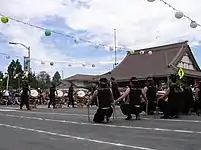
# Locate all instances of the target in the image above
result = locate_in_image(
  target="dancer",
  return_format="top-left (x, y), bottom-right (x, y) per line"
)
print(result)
top-left (115, 77), bottom-right (146, 120)
top-left (87, 78), bottom-right (114, 123)
top-left (143, 77), bottom-right (157, 115)
top-left (68, 83), bottom-right (75, 108)
top-left (158, 74), bottom-right (183, 119)
top-left (20, 82), bottom-right (30, 110)
top-left (48, 83), bottom-right (57, 108)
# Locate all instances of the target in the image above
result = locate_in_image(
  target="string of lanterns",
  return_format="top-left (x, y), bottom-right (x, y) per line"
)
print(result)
top-left (0, 13), bottom-right (130, 52)
top-left (0, 52), bottom-right (99, 68)
top-left (147, 0), bottom-right (201, 28)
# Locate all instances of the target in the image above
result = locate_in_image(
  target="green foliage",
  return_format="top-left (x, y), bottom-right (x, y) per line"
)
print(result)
top-left (1, 60), bottom-right (53, 90)
top-left (52, 71), bottom-right (61, 86)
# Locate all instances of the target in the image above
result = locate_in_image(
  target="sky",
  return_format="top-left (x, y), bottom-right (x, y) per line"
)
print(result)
top-left (0, 0), bottom-right (201, 78)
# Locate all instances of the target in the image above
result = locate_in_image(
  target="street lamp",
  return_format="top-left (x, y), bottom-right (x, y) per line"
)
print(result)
top-left (9, 42), bottom-right (31, 72)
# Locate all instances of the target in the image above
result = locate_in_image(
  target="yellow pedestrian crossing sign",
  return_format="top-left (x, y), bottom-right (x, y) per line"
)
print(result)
top-left (177, 67), bottom-right (184, 79)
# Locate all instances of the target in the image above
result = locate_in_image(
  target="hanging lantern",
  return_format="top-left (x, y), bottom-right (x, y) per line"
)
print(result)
top-left (50, 62), bottom-right (54, 66)
top-left (140, 51), bottom-right (145, 54)
top-left (148, 51), bottom-right (153, 55)
top-left (74, 39), bottom-right (79, 44)
top-left (68, 64), bottom-right (72, 67)
top-left (109, 46), bottom-right (113, 51)
top-left (45, 30), bottom-right (51, 36)
top-left (190, 21), bottom-right (197, 28)
top-left (41, 61), bottom-right (45, 65)
top-left (129, 50), bottom-right (135, 55)
top-left (6, 56), bottom-right (10, 59)
top-left (1, 16), bottom-right (9, 24)
top-left (92, 64), bottom-right (95, 68)
top-left (147, 0), bottom-right (155, 2)
top-left (82, 64), bottom-right (86, 67)
top-left (175, 11), bottom-right (183, 19)
top-left (95, 45), bottom-right (99, 49)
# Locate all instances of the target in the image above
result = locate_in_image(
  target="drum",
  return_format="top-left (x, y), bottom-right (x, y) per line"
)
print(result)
top-left (56, 90), bottom-right (63, 97)
top-left (76, 90), bottom-right (87, 107)
top-left (29, 89), bottom-right (38, 108)
top-left (55, 90), bottom-right (63, 108)
top-left (30, 89), bottom-right (39, 98)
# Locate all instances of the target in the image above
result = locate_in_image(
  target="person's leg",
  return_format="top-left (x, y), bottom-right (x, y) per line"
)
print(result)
top-left (120, 104), bottom-right (132, 120)
top-left (48, 97), bottom-right (52, 108)
top-left (20, 96), bottom-right (24, 109)
top-left (93, 108), bottom-right (104, 123)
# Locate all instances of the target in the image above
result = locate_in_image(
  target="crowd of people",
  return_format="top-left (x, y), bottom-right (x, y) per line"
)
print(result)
top-left (0, 74), bottom-right (201, 124)
top-left (88, 75), bottom-right (201, 123)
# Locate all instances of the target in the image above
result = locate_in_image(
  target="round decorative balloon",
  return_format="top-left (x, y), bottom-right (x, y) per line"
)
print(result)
top-left (45, 30), bottom-right (51, 36)
top-left (1, 16), bottom-right (9, 24)
top-left (50, 62), bottom-right (54, 66)
top-left (148, 51), bottom-right (153, 55)
top-left (129, 50), bottom-right (135, 55)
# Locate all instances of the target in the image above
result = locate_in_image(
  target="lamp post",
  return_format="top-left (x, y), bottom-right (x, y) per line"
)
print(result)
top-left (113, 29), bottom-right (117, 68)
top-left (9, 42), bottom-right (31, 72)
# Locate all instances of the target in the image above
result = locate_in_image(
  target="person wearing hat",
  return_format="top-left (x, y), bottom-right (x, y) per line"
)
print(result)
top-left (87, 78), bottom-right (114, 123)
top-left (48, 82), bottom-right (57, 108)
top-left (115, 77), bottom-right (146, 120)
top-left (68, 83), bottom-right (76, 108)
top-left (20, 82), bottom-right (31, 110)
top-left (158, 74), bottom-right (183, 119)
top-left (142, 77), bottom-right (157, 115)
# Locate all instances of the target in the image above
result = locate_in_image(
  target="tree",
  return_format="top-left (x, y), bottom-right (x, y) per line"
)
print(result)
top-left (7, 59), bottom-right (24, 89)
top-left (36, 71), bottom-right (51, 89)
top-left (52, 71), bottom-right (61, 86)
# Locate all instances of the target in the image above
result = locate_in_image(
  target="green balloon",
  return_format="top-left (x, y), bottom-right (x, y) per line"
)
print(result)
top-left (45, 30), bottom-right (51, 36)
top-left (1, 16), bottom-right (8, 24)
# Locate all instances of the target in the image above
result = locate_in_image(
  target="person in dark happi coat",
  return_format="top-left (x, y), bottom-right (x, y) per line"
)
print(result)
top-left (115, 77), bottom-right (146, 120)
top-left (143, 77), bottom-right (157, 115)
top-left (68, 83), bottom-right (75, 108)
top-left (20, 81), bottom-right (31, 110)
top-left (87, 78), bottom-right (114, 123)
top-left (48, 83), bottom-right (57, 108)
top-left (158, 74), bottom-right (183, 119)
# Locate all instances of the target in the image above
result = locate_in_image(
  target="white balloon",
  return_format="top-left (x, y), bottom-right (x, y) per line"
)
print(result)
top-left (140, 51), bottom-right (145, 54)
top-left (175, 11), bottom-right (183, 19)
top-left (190, 21), bottom-right (197, 28)
top-left (148, 51), bottom-right (153, 55)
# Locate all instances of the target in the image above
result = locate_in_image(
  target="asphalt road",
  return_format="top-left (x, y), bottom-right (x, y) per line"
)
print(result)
top-left (0, 105), bottom-right (201, 150)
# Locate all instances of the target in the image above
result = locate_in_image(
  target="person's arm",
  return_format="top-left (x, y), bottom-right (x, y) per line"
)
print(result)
top-left (142, 87), bottom-right (148, 101)
top-left (87, 90), bottom-right (98, 106)
top-left (115, 87), bottom-right (130, 103)
top-left (55, 89), bottom-right (58, 95)
top-left (158, 87), bottom-right (170, 100)
top-left (110, 88), bottom-right (114, 103)
top-left (194, 88), bottom-right (199, 101)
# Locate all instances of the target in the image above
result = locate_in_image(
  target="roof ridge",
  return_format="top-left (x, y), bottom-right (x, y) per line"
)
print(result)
top-left (135, 41), bottom-right (188, 52)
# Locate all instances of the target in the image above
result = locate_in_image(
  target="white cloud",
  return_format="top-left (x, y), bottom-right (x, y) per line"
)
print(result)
top-left (1, 0), bottom-right (201, 77)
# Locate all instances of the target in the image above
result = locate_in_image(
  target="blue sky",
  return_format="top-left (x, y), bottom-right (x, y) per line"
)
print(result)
top-left (0, 0), bottom-right (201, 78)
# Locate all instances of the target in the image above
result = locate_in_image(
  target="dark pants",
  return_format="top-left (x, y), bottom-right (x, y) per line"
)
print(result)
top-left (120, 103), bottom-right (143, 116)
top-left (194, 100), bottom-right (201, 112)
top-left (158, 99), bottom-right (180, 117)
top-left (48, 96), bottom-right (56, 107)
top-left (20, 94), bottom-right (29, 109)
top-left (93, 107), bottom-right (113, 123)
top-left (148, 100), bottom-right (157, 114)
top-left (68, 97), bottom-right (75, 107)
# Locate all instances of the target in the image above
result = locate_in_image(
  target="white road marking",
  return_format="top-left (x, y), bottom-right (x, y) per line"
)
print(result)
top-left (0, 109), bottom-right (17, 112)
top-left (1, 113), bottom-right (201, 135)
top-left (0, 123), bottom-right (156, 150)
top-left (8, 110), bottom-right (201, 124)
top-left (1, 106), bottom-right (201, 123)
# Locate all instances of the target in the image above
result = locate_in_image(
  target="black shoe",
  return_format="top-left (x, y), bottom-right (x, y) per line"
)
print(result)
top-left (27, 108), bottom-right (31, 110)
top-left (125, 115), bottom-right (132, 120)
top-left (48, 105), bottom-right (50, 108)
top-left (136, 114), bottom-right (140, 120)
top-left (20, 107), bottom-right (22, 110)
top-left (160, 116), bottom-right (170, 119)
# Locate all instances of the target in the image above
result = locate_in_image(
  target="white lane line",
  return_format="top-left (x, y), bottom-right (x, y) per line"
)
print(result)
top-left (0, 109), bottom-right (17, 112)
top-left (5, 110), bottom-right (201, 124)
top-left (0, 123), bottom-right (156, 150)
top-left (1, 114), bottom-right (201, 135)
